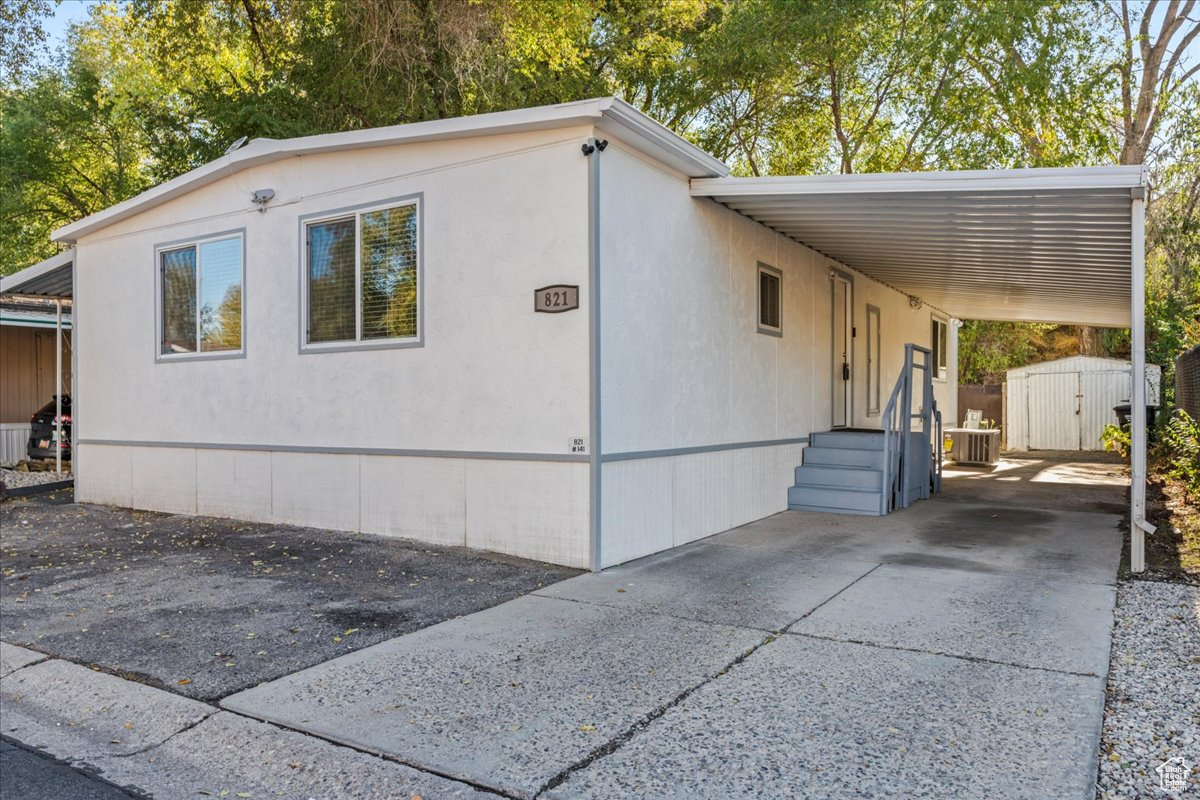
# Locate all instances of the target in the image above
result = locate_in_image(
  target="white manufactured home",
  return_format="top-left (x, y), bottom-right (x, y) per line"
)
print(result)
top-left (31, 97), bottom-right (1155, 570)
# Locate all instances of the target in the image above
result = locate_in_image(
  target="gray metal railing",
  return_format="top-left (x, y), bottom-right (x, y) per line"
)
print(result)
top-left (880, 343), bottom-right (943, 514)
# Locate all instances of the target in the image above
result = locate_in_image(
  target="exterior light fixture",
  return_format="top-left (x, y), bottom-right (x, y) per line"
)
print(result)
top-left (251, 188), bottom-right (276, 213)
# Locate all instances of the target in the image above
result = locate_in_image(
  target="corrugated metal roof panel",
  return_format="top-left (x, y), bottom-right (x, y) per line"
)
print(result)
top-left (692, 166), bottom-right (1144, 326)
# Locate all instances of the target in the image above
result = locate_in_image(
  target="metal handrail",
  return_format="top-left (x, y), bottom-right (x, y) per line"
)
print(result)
top-left (880, 343), bottom-right (942, 514)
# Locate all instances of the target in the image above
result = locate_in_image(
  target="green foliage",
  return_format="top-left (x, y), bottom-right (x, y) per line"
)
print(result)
top-left (1156, 411), bottom-right (1200, 501)
top-left (1100, 422), bottom-right (1131, 459)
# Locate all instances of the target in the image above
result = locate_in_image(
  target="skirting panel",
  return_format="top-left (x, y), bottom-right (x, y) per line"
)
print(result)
top-left (74, 443), bottom-right (590, 568)
top-left (600, 443), bottom-right (806, 567)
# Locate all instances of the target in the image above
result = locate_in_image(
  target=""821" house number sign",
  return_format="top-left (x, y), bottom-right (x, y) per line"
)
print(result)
top-left (534, 285), bottom-right (579, 313)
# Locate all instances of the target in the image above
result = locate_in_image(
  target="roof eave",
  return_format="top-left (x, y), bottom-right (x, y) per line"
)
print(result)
top-left (52, 97), bottom-right (729, 243)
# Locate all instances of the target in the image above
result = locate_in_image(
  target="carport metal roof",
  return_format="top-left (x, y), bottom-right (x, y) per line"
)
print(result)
top-left (690, 166), bottom-right (1145, 327)
top-left (1, 249), bottom-right (74, 300)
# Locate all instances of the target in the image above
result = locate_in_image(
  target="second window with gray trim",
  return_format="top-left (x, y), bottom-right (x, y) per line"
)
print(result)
top-left (758, 263), bottom-right (782, 335)
top-left (305, 199), bottom-right (420, 346)
top-left (160, 234), bottom-right (243, 357)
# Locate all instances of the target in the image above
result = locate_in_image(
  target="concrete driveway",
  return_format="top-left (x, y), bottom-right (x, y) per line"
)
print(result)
top-left (223, 452), bottom-right (1124, 799)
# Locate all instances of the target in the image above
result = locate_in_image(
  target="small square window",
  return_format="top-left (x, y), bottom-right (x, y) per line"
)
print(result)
top-left (758, 264), bottom-right (782, 336)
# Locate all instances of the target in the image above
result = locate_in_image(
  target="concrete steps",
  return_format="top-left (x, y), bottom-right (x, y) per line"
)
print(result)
top-left (789, 430), bottom-right (886, 516)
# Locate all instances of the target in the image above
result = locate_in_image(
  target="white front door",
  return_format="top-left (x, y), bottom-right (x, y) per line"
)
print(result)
top-left (832, 274), bottom-right (852, 427)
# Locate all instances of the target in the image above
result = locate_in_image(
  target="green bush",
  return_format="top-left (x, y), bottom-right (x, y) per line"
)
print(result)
top-left (1100, 423), bottom-right (1131, 459)
top-left (1156, 410), bottom-right (1200, 500)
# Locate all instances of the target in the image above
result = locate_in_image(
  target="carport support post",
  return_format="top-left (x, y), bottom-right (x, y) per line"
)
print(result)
top-left (55, 298), bottom-right (62, 474)
top-left (1130, 187), bottom-right (1152, 573)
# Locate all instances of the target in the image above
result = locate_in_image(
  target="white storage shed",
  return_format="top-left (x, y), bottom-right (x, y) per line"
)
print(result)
top-left (1005, 356), bottom-right (1161, 451)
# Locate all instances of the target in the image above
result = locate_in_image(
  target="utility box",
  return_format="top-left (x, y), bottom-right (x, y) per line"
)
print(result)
top-left (946, 428), bottom-right (1001, 466)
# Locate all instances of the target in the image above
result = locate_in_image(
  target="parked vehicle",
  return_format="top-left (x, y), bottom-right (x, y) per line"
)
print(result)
top-left (27, 395), bottom-right (71, 461)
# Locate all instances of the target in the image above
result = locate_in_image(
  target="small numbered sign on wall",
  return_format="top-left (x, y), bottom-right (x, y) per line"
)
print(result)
top-left (534, 285), bottom-right (580, 313)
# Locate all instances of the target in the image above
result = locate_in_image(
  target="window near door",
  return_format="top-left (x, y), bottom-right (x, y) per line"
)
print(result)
top-left (158, 232), bottom-right (244, 359)
top-left (931, 316), bottom-right (948, 380)
top-left (757, 263), bottom-right (782, 336)
top-left (304, 197), bottom-right (421, 350)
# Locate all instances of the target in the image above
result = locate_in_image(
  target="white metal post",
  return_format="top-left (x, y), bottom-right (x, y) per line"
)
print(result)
top-left (55, 298), bottom-right (62, 474)
top-left (1129, 188), bottom-right (1153, 573)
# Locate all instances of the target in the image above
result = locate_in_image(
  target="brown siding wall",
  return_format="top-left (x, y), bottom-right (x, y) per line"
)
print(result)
top-left (0, 326), bottom-right (72, 423)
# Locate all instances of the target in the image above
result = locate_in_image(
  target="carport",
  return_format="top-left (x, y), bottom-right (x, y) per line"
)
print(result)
top-left (1, 250), bottom-right (75, 472)
top-left (690, 165), bottom-right (1152, 570)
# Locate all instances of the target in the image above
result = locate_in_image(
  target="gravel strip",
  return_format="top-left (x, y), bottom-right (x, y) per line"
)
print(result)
top-left (1096, 579), bottom-right (1199, 798)
top-left (1, 468), bottom-right (72, 490)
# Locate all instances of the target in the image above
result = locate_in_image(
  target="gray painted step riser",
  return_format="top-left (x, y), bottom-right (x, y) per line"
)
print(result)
top-left (810, 432), bottom-right (885, 451)
top-left (802, 448), bottom-right (885, 468)
top-left (787, 485), bottom-right (882, 513)
top-left (793, 465), bottom-right (883, 490)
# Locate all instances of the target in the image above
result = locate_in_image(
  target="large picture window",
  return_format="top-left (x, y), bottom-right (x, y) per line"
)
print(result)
top-left (304, 198), bottom-right (420, 349)
top-left (158, 233), bottom-right (243, 358)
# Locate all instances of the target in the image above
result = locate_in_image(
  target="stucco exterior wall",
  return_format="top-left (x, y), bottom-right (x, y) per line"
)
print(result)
top-left (596, 140), bottom-right (956, 565)
top-left (72, 127), bottom-right (594, 567)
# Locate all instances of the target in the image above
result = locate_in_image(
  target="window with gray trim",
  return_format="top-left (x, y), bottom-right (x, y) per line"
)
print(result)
top-left (305, 199), bottom-right (420, 346)
top-left (758, 264), bottom-right (782, 335)
top-left (159, 234), bottom-right (243, 357)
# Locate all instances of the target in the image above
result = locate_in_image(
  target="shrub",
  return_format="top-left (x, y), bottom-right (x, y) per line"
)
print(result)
top-left (1101, 422), bottom-right (1131, 459)
top-left (1156, 410), bottom-right (1200, 501)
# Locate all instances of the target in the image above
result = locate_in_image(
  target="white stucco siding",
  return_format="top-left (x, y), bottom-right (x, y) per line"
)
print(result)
top-left (71, 127), bottom-right (594, 567)
top-left (599, 142), bottom-right (826, 454)
top-left (849, 279), bottom-right (958, 430)
top-left (73, 127), bottom-right (592, 454)
top-left (596, 140), bottom-right (958, 565)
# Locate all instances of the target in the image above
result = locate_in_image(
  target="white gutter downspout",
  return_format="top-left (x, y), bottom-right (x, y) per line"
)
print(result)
top-left (55, 299), bottom-right (62, 474)
top-left (587, 136), bottom-right (605, 572)
top-left (1130, 185), bottom-right (1154, 572)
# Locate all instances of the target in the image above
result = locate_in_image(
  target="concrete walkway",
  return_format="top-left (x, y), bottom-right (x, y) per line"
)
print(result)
top-left (220, 453), bottom-right (1124, 799)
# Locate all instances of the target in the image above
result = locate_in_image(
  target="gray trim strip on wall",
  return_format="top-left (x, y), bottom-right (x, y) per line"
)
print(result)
top-left (76, 439), bottom-right (590, 463)
top-left (601, 436), bottom-right (810, 463)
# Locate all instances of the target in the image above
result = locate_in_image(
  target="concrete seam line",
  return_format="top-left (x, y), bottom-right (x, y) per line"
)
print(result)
top-left (533, 565), bottom-right (888, 796)
top-left (0, 645), bottom-right (51, 675)
top-left (532, 629), bottom-right (779, 798)
top-left (782, 561), bottom-right (884, 632)
top-left (107, 706), bottom-right (219, 758)
top-left (215, 708), bottom-right (518, 799)
top-left (785, 631), bottom-right (1105, 679)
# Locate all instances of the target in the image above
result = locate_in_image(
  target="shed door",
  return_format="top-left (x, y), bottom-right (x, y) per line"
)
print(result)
top-left (1027, 372), bottom-right (1081, 450)
top-left (1080, 369), bottom-right (1128, 450)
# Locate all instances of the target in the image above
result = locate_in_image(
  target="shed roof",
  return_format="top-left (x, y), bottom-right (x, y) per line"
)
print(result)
top-left (0, 306), bottom-right (72, 329)
top-left (52, 97), bottom-right (729, 243)
top-left (0, 249), bottom-right (74, 299)
top-left (1006, 355), bottom-right (1159, 377)
top-left (692, 166), bottom-right (1145, 327)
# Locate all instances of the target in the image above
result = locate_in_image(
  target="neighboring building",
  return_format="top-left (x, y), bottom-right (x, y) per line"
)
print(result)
top-left (44, 97), bottom-right (1151, 570)
top-left (1005, 356), bottom-right (1161, 451)
top-left (0, 301), bottom-right (71, 465)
